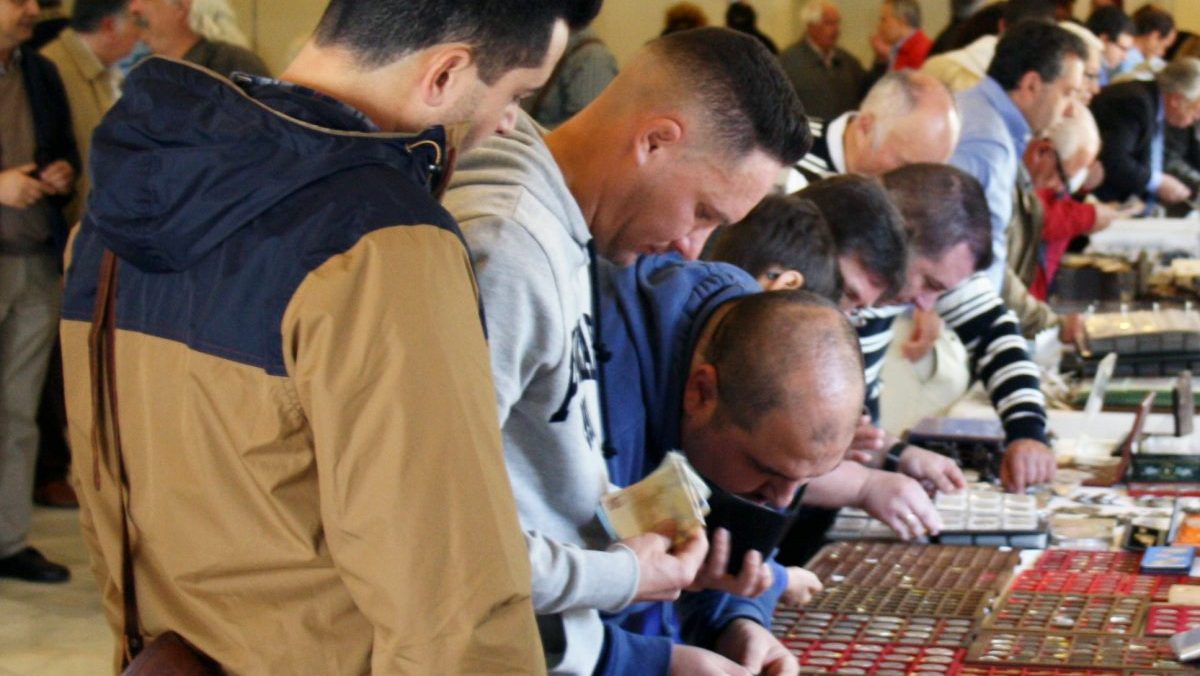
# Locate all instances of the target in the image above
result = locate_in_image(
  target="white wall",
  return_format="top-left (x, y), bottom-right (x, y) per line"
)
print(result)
top-left (79, 0), bottom-right (1200, 77)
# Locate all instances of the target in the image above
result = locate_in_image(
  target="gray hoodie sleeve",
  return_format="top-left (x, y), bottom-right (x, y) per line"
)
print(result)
top-left (460, 209), bottom-right (639, 615)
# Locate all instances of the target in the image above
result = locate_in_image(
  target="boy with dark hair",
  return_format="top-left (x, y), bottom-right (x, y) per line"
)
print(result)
top-left (705, 195), bottom-right (841, 301)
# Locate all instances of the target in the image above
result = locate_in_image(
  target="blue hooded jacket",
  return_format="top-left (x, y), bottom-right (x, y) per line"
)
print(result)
top-left (596, 254), bottom-right (789, 650)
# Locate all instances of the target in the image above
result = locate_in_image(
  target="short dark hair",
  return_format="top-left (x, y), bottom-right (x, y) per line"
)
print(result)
top-left (71, 0), bottom-right (129, 33)
top-left (1086, 6), bottom-right (1133, 41)
top-left (704, 290), bottom-right (864, 432)
top-left (988, 20), bottom-right (1089, 90)
top-left (881, 163), bottom-right (993, 272)
top-left (705, 195), bottom-right (841, 302)
top-left (314, 0), bottom-right (603, 83)
top-left (1131, 4), bottom-right (1174, 38)
top-left (796, 175), bottom-right (908, 300)
top-left (1002, 0), bottom-right (1057, 27)
top-left (650, 27), bottom-right (811, 165)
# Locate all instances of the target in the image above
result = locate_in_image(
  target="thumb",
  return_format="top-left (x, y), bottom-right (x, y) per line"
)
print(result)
top-left (12, 163), bottom-right (37, 175)
top-left (741, 637), bottom-right (768, 674)
top-left (674, 530), bottom-right (709, 570)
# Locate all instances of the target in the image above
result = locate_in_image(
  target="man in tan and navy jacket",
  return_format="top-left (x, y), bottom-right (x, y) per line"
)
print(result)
top-left (60, 0), bottom-right (602, 673)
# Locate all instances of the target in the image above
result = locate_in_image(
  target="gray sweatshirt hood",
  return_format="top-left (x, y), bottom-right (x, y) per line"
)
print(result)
top-left (447, 112), bottom-right (591, 248)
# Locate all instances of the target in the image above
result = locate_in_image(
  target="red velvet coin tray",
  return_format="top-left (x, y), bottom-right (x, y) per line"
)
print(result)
top-left (1145, 606), bottom-right (1200, 636)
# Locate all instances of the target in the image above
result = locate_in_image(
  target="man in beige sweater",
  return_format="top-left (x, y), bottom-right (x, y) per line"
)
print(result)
top-left (41, 0), bottom-right (140, 225)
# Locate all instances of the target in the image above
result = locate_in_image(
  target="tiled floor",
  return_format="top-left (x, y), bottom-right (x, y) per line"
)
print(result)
top-left (0, 507), bottom-right (111, 675)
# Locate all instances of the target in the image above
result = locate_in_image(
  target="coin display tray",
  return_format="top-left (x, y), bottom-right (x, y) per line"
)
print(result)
top-left (1146, 606), bottom-right (1200, 636)
top-left (1010, 570), bottom-right (1177, 601)
top-left (984, 591), bottom-right (1146, 635)
top-left (808, 542), bottom-right (1020, 590)
top-left (806, 585), bottom-right (993, 619)
top-left (779, 638), bottom-right (965, 675)
top-left (960, 668), bottom-right (1195, 676)
top-left (936, 489), bottom-right (1041, 532)
top-left (770, 609), bottom-right (975, 647)
top-left (966, 632), bottom-right (1189, 671)
top-left (1032, 550), bottom-right (1143, 574)
top-left (957, 668), bottom-right (1122, 675)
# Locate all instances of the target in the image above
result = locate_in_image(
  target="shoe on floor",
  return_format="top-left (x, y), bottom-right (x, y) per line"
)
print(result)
top-left (0, 546), bottom-right (70, 583)
top-left (34, 480), bottom-right (78, 509)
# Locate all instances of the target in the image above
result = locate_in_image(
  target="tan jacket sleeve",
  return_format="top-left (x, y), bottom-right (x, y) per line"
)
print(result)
top-left (920, 54), bottom-right (983, 93)
top-left (1002, 264), bottom-right (1060, 339)
top-left (283, 224), bottom-right (545, 674)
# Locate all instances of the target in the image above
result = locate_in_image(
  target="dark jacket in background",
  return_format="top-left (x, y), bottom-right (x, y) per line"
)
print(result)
top-left (1092, 79), bottom-right (1160, 202)
top-left (19, 45), bottom-right (79, 256)
top-left (182, 37), bottom-right (270, 78)
top-left (1166, 123), bottom-right (1200, 194)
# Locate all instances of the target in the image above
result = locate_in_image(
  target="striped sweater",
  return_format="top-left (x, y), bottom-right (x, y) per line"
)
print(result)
top-left (856, 273), bottom-right (1048, 444)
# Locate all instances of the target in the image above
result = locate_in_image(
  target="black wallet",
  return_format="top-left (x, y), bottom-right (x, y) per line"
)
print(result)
top-left (704, 481), bottom-right (807, 575)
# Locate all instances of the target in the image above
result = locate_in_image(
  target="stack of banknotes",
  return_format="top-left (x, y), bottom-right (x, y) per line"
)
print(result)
top-left (599, 452), bottom-right (711, 544)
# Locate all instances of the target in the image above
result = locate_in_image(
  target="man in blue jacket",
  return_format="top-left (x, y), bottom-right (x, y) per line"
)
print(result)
top-left (598, 255), bottom-right (943, 674)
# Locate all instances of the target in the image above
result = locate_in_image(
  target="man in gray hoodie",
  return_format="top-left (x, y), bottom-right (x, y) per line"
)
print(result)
top-left (443, 27), bottom-right (810, 676)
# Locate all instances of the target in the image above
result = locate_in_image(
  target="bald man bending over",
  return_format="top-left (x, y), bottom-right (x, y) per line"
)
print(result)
top-left (444, 27), bottom-right (810, 676)
top-left (599, 258), bottom-right (935, 675)
top-left (793, 70), bottom-right (960, 189)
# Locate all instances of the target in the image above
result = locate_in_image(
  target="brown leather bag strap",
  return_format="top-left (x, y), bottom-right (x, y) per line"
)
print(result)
top-left (87, 250), bottom-right (144, 664)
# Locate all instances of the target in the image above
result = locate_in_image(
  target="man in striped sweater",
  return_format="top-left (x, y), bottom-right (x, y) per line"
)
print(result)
top-left (812, 167), bottom-right (1055, 494)
top-left (786, 70), bottom-right (1053, 493)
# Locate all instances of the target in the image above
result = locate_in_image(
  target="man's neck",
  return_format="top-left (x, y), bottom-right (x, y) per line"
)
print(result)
top-left (839, 116), bottom-right (860, 174)
top-left (806, 37), bottom-right (834, 60)
top-left (280, 43), bottom-right (414, 132)
top-left (0, 45), bottom-right (16, 70)
top-left (1133, 37), bottom-right (1156, 58)
top-left (545, 121), bottom-right (602, 239)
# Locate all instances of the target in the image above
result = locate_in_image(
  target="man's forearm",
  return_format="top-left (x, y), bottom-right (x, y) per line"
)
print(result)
top-left (801, 461), bottom-right (872, 508)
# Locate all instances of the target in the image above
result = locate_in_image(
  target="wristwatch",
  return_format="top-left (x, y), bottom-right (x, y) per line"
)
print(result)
top-left (883, 442), bottom-right (907, 472)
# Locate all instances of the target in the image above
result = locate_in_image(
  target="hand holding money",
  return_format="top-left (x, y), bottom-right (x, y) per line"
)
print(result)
top-left (626, 530), bottom-right (709, 602)
top-left (599, 452), bottom-right (711, 544)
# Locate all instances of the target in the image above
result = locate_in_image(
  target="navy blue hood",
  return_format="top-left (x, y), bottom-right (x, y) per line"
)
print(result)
top-left (86, 58), bottom-right (445, 273)
top-left (599, 254), bottom-right (760, 487)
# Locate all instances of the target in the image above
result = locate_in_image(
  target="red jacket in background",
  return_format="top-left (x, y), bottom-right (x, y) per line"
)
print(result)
top-left (1032, 187), bottom-right (1098, 300)
top-left (893, 29), bottom-right (933, 70)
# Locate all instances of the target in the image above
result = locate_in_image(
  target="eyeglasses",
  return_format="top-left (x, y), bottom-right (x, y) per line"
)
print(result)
top-left (1052, 148), bottom-right (1073, 193)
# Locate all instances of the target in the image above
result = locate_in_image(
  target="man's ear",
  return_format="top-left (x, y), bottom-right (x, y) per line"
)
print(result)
top-left (417, 44), bottom-right (475, 110)
top-left (682, 363), bottom-right (720, 423)
top-left (854, 111), bottom-right (875, 141)
top-left (1015, 70), bottom-right (1044, 100)
top-left (761, 269), bottom-right (805, 291)
top-left (776, 270), bottom-right (806, 291)
top-left (634, 117), bottom-right (685, 167)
